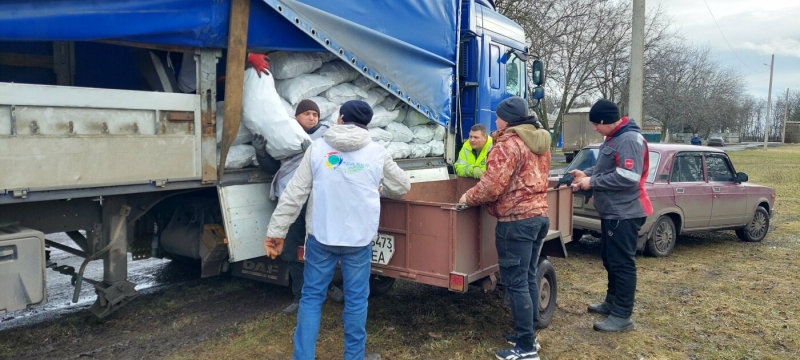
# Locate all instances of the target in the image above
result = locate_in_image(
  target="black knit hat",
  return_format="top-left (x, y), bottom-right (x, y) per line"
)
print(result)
top-left (589, 99), bottom-right (620, 124)
top-left (339, 100), bottom-right (373, 128)
top-left (496, 96), bottom-right (527, 123)
top-left (295, 99), bottom-right (320, 116)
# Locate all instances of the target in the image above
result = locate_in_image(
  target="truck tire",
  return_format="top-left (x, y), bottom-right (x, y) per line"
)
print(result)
top-left (735, 206), bottom-right (769, 242)
top-left (536, 258), bottom-right (557, 329)
top-left (369, 275), bottom-right (395, 297)
top-left (564, 152), bottom-right (575, 163)
top-left (645, 216), bottom-right (676, 257)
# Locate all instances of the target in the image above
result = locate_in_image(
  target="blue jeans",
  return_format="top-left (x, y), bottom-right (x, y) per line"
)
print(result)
top-left (496, 216), bottom-right (549, 352)
top-left (293, 235), bottom-right (372, 360)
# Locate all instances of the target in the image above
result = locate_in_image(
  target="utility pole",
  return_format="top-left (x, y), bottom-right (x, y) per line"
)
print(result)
top-left (782, 88), bottom-right (789, 143)
top-left (763, 54), bottom-right (774, 149)
top-left (629, 0), bottom-right (645, 127)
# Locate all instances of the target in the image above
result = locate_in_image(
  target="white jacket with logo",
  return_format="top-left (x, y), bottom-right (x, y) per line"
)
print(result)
top-left (266, 124), bottom-right (411, 247)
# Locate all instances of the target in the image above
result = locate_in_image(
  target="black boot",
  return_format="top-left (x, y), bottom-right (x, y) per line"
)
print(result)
top-left (593, 314), bottom-right (634, 332)
top-left (587, 301), bottom-right (612, 315)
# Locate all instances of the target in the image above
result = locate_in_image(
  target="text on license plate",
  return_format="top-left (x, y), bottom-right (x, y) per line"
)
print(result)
top-left (371, 233), bottom-right (395, 265)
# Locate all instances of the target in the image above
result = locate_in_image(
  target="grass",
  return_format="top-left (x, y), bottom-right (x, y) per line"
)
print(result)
top-left (174, 145), bottom-right (797, 359)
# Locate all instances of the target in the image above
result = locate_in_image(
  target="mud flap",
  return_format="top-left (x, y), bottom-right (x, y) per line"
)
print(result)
top-left (230, 256), bottom-right (290, 286)
top-left (217, 183), bottom-right (277, 263)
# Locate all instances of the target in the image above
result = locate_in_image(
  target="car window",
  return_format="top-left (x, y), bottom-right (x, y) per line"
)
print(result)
top-left (647, 151), bottom-right (660, 183)
top-left (566, 148), bottom-right (599, 172)
top-left (670, 153), bottom-right (704, 183)
top-left (706, 154), bottom-right (736, 182)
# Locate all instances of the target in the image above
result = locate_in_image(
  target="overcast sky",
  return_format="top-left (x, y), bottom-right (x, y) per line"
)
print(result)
top-left (655, 0), bottom-right (800, 100)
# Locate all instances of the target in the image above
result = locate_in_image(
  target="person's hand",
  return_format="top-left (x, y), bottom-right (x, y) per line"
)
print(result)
top-left (458, 193), bottom-right (468, 204)
top-left (568, 169), bottom-right (587, 184)
top-left (473, 168), bottom-right (484, 178)
top-left (577, 176), bottom-right (591, 190)
top-left (252, 134), bottom-right (268, 158)
top-left (247, 53), bottom-right (270, 77)
top-left (264, 237), bottom-right (284, 259)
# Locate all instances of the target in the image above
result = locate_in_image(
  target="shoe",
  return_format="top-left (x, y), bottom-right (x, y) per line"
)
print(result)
top-left (495, 346), bottom-right (539, 360)
top-left (593, 314), bottom-right (634, 332)
top-left (282, 301), bottom-right (300, 315)
top-left (587, 301), bottom-right (612, 315)
top-left (505, 335), bottom-right (541, 351)
top-left (327, 285), bottom-right (344, 303)
top-left (364, 354), bottom-right (381, 360)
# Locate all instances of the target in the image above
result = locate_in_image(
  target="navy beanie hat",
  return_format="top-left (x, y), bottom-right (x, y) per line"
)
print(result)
top-left (496, 96), bottom-right (528, 123)
top-left (589, 99), bottom-right (620, 124)
top-left (339, 100), bottom-right (373, 128)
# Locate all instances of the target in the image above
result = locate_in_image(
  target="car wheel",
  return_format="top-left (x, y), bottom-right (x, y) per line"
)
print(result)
top-left (536, 258), bottom-right (557, 329)
top-left (369, 275), bottom-right (395, 297)
top-left (735, 206), bottom-right (769, 242)
top-left (645, 216), bottom-right (676, 257)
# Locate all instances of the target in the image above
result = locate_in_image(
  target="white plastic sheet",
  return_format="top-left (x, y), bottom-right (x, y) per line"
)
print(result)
top-left (241, 68), bottom-right (311, 160)
top-left (324, 83), bottom-right (368, 104)
top-left (277, 74), bottom-right (336, 105)
top-left (369, 106), bottom-right (400, 128)
top-left (215, 101), bottom-right (253, 146)
top-left (385, 122), bottom-right (414, 143)
top-left (268, 51), bottom-right (324, 79)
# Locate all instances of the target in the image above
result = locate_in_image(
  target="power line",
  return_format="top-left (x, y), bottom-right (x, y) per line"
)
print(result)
top-left (702, 0), bottom-right (762, 73)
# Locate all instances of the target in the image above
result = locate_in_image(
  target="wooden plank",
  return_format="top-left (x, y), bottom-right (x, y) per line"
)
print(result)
top-left (0, 52), bottom-right (53, 68)
top-left (218, 0), bottom-right (251, 181)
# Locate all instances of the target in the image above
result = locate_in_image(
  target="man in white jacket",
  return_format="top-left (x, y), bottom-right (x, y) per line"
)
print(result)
top-left (265, 100), bottom-right (411, 360)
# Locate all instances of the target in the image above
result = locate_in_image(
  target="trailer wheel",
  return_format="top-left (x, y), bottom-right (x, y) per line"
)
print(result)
top-left (369, 275), bottom-right (395, 297)
top-left (536, 258), bottom-right (557, 329)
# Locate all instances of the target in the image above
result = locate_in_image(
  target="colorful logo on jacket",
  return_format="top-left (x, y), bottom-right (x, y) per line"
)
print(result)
top-left (325, 152), bottom-right (343, 169)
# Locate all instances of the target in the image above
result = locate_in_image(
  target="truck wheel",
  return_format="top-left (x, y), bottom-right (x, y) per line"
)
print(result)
top-left (564, 152), bottom-right (575, 163)
top-left (536, 258), bottom-right (557, 329)
top-left (369, 275), bottom-right (395, 297)
top-left (645, 216), bottom-right (676, 257)
top-left (735, 206), bottom-right (769, 242)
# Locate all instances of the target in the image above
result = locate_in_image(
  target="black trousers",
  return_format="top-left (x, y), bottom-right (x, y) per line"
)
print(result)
top-left (282, 204), bottom-right (307, 301)
top-left (600, 217), bottom-right (646, 318)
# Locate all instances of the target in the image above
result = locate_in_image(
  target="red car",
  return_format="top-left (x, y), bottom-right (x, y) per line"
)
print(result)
top-left (561, 143), bottom-right (776, 257)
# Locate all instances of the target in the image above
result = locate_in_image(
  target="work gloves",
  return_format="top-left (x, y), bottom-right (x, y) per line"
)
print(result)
top-left (252, 134), bottom-right (268, 158)
top-left (247, 53), bottom-right (270, 77)
top-left (472, 168), bottom-right (484, 178)
top-left (264, 237), bottom-right (284, 259)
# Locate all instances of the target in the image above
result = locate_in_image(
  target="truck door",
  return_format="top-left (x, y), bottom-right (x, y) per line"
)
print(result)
top-left (476, 35), bottom-right (506, 132)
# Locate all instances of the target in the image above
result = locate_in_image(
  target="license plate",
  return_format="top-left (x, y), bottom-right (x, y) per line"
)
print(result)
top-left (371, 233), bottom-right (395, 265)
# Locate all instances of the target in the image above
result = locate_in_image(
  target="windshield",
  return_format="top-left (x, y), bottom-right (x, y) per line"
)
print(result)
top-left (566, 149), bottom-right (661, 183)
top-left (506, 54), bottom-right (525, 97)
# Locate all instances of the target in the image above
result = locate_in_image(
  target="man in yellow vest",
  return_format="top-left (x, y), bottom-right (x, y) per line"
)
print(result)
top-left (455, 124), bottom-right (493, 178)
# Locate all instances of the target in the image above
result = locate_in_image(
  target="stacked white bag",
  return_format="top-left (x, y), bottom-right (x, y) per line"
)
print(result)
top-left (265, 51), bottom-right (447, 160)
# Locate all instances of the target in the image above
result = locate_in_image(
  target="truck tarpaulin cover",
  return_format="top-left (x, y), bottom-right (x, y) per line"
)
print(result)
top-left (0, 0), bottom-right (458, 127)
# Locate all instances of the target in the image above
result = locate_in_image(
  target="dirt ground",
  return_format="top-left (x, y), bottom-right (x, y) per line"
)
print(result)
top-left (0, 272), bottom-right (293, 359)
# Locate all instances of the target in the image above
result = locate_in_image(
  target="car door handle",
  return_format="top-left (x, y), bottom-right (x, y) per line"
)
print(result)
top-left (713, 187), bottom-right (721, 193)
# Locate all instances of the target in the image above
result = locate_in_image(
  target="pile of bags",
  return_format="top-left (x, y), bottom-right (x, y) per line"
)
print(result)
top-left (217, 51), bottom-right (447, 168)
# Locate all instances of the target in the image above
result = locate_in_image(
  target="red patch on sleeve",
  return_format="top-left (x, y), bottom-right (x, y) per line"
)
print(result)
top-left (624, 159), bottom-right (634, 169)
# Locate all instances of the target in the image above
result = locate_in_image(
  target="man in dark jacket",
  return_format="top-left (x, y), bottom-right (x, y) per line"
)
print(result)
top-left (569, 99), bottom-right (653, 332)
top-left (253, 99), bottom-right (342, 314)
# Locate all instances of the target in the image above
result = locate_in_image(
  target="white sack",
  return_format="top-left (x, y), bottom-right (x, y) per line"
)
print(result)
top-left (316, 60), bottom-right (360, 85)
top-left (294, 96), bottom-right (338, 119)
top-left (410, 125), bottom-right (434, 144)
top-left (386, 142), bottom-right (411, 159)
top-left (369, 106), bottom-right (400, 128)
top-left (324, 83), bottom-right (368, 104)
top-left (352, 76), bottom-right (377, 91)
top-left (430, 124), bottom-right (445, 141)
top-left (409, 143), bottom-right (432, 158)
top-left (386, 122), bottom-right (414, 143)
top-left (404, 108), bottom-right (432, 127)
top-left (281, 98), bottom-right (294, 117)
top-left (369, 127), bottom-right (393, 143)
top-left (381, 96), bottom-right (403, 111)
top-left (215, 101), bottom-right (254, 146)
top-left (322, 105), bottom-right (341, 126)
top-left (393, 105), bottom-right (408, 122)
top-left (241, 68), bottom-right (311, 160)
top-left (269, 51), bottom-right (324, 79)
top-left (217, 144), bottom-right (255, 169)
top-left (318, 52), bottom-right (339, 62)
top-left (428, 140), bottom-right (445, 156)
top-left (365, 88), bottom-right (389, 107)
top-left (277, 74), bottom-right (335, 105)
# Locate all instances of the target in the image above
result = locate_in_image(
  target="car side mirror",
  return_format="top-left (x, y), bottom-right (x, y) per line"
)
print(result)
top-left (736, 172), bottom-right (748, 183)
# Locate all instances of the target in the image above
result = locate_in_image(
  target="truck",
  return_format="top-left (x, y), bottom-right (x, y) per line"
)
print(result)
top-left (560, 108), bottom-right (604, 163)
top-left (0, 0), bottom-right (571, 326)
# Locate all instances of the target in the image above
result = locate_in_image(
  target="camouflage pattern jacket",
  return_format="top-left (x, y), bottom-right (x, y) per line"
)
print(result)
top-left (465, 124), bottom-right (551, 222)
